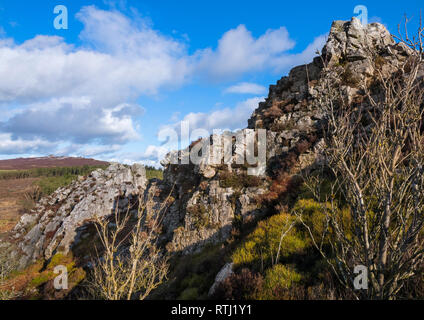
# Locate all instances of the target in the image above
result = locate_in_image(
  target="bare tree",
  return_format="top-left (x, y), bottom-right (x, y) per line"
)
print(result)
top-left (298, 17), bottom-right (424, 299)
top-left (87, 187), bottom-right (173, 300)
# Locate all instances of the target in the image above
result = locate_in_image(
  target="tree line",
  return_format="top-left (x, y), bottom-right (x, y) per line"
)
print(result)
top-left (0, 165), bottom-right (108, 180)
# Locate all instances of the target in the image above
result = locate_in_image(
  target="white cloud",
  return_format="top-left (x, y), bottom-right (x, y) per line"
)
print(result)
top-left (1, 98), bottom-right (142, 145)
top-left (108, 145), bottom-right (170, 168)
top-left (0, 7), bottom-right (191, 105)
top-left (195, 28), bottom-right (327, 80)
top-left (158, 96), bottom-right (264, 143)
top-left (142, 145), bottom-right (170, 161)
top-left (67, 144), bottom-right (122, 158)
top-left (224, 82), bottom-right (267, 95)
top-left (0, 5), bottom-right (328, 160)
top-left (0, 6), bottom-right (190, 155)
top-left (0, 133), bottom-right (54, 154)
top-left (181, 96), bottom-right (264, 133)
top-left (195, 25), bottom-right (296, 79)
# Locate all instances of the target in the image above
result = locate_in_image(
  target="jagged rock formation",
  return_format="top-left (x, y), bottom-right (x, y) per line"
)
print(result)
top-left (11, 164), bottom-right (147, 268)
top-left (154, 18), bottom-right (407, 256)
top-left (248, 18), bottom-right (407, 176)
top-left (10, 18), bottom-right (418, 272)
top-left (158, 160), bottom-right (266, 254)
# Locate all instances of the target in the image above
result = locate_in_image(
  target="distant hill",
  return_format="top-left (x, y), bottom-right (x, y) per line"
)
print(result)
top-left (0, 156), bottom-right (110, 170)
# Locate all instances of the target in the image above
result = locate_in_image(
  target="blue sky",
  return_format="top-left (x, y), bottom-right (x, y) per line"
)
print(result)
top-left (0, 0), bottom-right (421, 166)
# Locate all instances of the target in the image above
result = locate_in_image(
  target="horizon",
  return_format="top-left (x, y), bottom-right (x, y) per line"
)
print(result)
top-left (0, 0), bottom-right (421, 167)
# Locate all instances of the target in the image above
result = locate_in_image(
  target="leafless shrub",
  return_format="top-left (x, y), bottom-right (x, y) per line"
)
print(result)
top-left (298, 16), bottom-right (424, 299)
top-left (24, 185), bottom-right (42, 203)
top-left (87, 188), bottom-right (173, 300)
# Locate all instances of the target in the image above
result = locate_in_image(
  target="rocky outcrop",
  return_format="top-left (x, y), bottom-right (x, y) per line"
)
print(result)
top-left (156, 147), bottom-right (267, 254)
top-left (154, 18), bottom-right (421, 258)
top-left (162, 178), bottom-right (266, 254)
top-left (247, 17), bottom-right (418, 178)
top-left (12, 164), bottom-right (147, 268)
top-left (11, 18), bottom-right (418, 272)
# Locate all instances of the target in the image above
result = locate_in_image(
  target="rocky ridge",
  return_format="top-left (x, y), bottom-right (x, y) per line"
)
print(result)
top-left (8, 18), bottom-right (418, 274)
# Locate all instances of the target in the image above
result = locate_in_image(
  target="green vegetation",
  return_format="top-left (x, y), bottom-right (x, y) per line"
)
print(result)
top-left (232, 212), bottom-right (308, 272)
top-left (260, 265), bottom-right (303, 300)
top-left (0, 165), bottom-right (163, 182)
top-left (1, 252), bottom-right (86, 299)
top-left (145, 166), bottom-right (163, 180)
top-left (155, 244), bottom-right (226, 300)
top-left (35, 175), bottom-right (80, 195)
top-left (5, 166), bottom-right (107, 214)
top-left (179, 287), bottom-right (199, 300)
top-left (186, 204), bottom-right (211, 229)
top-left (219, 171), bottom-right (262, 189)
top-left (29, 274), bottom-right (50, 288)
top-left (0, 165), bottom-right (108, 180)
top-left (223, 194), bottom-right (341, 300)
top-left (264, 264), bottom-right (302, 290)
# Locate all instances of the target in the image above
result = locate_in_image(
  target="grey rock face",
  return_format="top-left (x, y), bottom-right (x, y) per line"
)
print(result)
top-left (156, 18), bottom-right (414, 257)
top-left (12, 164), bottom-right (147, 268)
top-left (208, 263), bottom-right (234, 296)
top-left (323, 18), bottom-right (394, 64)
top-left (248, 18), bottom-right (414, 176)
top-left (164, 179), bottom-right (265, 254)
top-left (158, 150), bottom-right (267, 255)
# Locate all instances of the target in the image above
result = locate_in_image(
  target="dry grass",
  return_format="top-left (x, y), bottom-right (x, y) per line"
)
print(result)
top-left (0, 178), bottom-right (39, 239)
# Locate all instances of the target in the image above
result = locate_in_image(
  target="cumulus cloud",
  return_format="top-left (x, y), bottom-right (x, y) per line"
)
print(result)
top-left (195, 25), bottom-right (296, 79)
top-left (0, 8), bottom-right (191, 105)
top-left (1, 98), bottom-right (142, 144)
top-left (0, 6), bottom-right (190, 155)
top-left (158, 96), bottom-right (264, 144)
top-left (0, 5), bottom-right (327, 159)
top-left (180, 97), bottom-right (264, 133)
top-left (0, 133), bottom-right (55, 154)
top-left (224, 82), bottom-right (267, 95)
top-left (193, 26), bottom-right (325, 80)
